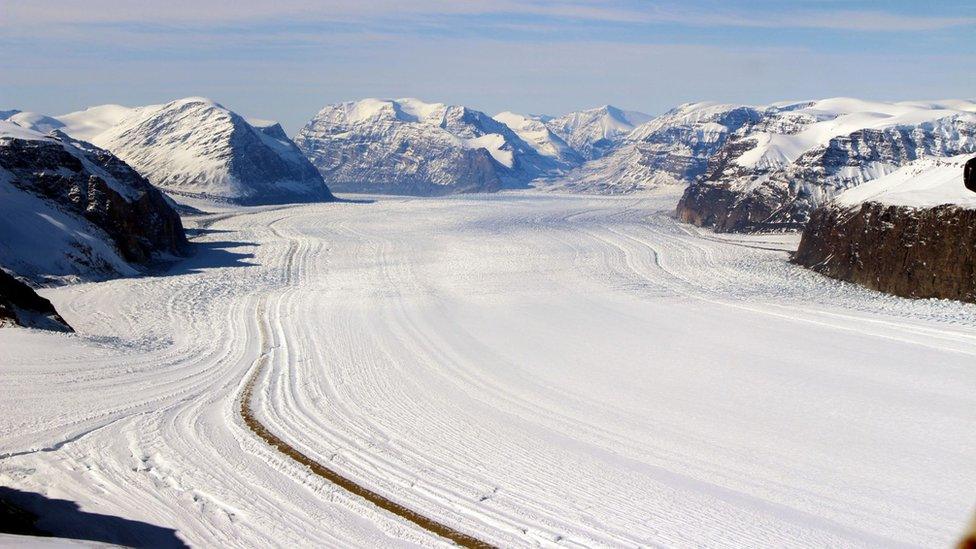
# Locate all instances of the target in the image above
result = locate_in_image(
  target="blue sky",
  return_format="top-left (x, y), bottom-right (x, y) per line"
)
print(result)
top-left (2, 0), bottom-right (975, 133)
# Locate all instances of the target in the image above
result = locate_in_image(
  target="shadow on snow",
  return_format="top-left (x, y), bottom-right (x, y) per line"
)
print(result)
top-left (0, 486), bottom-right (188, 548)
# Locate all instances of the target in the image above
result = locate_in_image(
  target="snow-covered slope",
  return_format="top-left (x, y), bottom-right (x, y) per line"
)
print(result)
top-left (52, 98), bottom-right (333, 205)
top-left (493, 111), bottom-right (583, 170)
top-left (549, 102), bottom-right (762, 193)
top-left (834, 154), bottom-right (976, 209)
top-left (544, 105), bottom-right (652, 160)
top-left (294, 98), bottom-right (554, 195)
top-left (675, 98), bottom-right (976, 231)
top-left (0, 120), bottom-right (187, 284)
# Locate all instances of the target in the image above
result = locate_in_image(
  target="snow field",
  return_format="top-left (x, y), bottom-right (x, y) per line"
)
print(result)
top-left (2, 190), bottom-right (975, 547)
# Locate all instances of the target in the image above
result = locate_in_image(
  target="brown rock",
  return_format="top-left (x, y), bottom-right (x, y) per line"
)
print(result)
top-left (793, 202), bottom-right (976, 303)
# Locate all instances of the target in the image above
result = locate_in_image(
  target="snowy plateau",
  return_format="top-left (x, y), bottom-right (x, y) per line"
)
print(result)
top-left (1, 96), bottom-right (976, 548)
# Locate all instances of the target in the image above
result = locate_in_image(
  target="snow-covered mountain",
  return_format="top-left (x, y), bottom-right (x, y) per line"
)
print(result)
top-left (677, 98), bottom-right (976, 231)
top-left (0, 120), bottom-right (188, 285)
top-left (544, 105), bottom-right (652, 160)
top-left (794, 154), bottom-right (976, 302)
top-left (493, 111), bottom-right (583, 170)
top-left (294, 98), bottom-right (555, 195)
top-left (41, 98), bottom-right (333, 205)
top-left (547, 102), bottom-right (762, 193)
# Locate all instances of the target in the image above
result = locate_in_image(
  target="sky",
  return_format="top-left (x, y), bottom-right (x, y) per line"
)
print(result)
top-left (2, 0), bottom-right (975, 134)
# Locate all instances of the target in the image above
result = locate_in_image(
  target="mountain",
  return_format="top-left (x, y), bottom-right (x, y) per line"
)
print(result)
top-left (793, 154), bottom-right (976, 302)
top-left (493, 111), bottom-right (583, 170)
top-left (544, 105), bottom-right (652, 161)
top-left (52, 98), bottom-right (333, 205)
top-left (0, 269), bottom-right (73, 332)
top-left (0, 120), bottom-right (188, 285)
top-left (294, 98), bottom-right (554, 195)
top-left (676, 98), bottom-right (976, 232)
top-left (548, 102), bottom-right (762, 193)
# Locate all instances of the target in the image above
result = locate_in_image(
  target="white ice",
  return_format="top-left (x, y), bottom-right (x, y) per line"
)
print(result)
top-left (2, 190), bottom-right (975, 547)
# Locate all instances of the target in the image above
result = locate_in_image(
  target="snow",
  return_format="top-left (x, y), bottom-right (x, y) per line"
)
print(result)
top-left (734, 98), bottom-right (976, 170)
top-left (56, 104), bottom-right (140, 142)
top-left (49, 97), bottom-right (329, 203)
top-left (0, 171), bottom-right (137, 284)
top-left (0, 533), bottom-right (113, 547)
top-left (492, 111), bottom-right (579, 166)
top-left (0, 120), bottom-right (52, 142)
top-left (3, 112), bottom-right (65, 135)
top-left (336, 98), bottom-right (448, 125)
top-left (2, 190), bottom-right (975, 547)
top-left (835, 154), bottom-right (976, 209)
top-left (461, 134), bottom-right (513, 167)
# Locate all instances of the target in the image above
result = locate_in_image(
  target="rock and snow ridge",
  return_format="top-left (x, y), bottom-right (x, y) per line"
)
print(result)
top-left (675, 98), bottom-right (976, 232)
top-left (549, 102), bottom-right (761, 194)
top-left (794, 154), bottom-right (976, 302)
top-left (492, 111), bottom-right (584, 170)
top-left (0, 120), bottom-right (188, 286)
top-left (13, 98), bottom-right (334, 205)
top-left (544, 105), bottom-right (652, 161)
top-left (295, 98), bottom-right (563, 195)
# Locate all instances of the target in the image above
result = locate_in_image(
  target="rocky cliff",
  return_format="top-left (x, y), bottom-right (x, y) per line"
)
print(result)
top-left (0, 269), bottom-right (72, 332)
top-left (792, 155), bottom-right (976, 302)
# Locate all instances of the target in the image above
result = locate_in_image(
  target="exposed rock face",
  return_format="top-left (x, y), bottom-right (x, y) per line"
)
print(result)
top-left (551, 103), bottom-right (763, 193)
top-left (43, 98), bottom-right (333, 205)
top-left (793, 202), bottom-right (976, 302)
top-left (677, 99), bottom-right (976, 232)
top-left (0, 121), bottom-right (188, 283)
top-left (0, 269), bottom-right (72, 332)
top-left (295, 98), bottom-right (554, 195)
top-left (793, 155), bottom-right (976, 302)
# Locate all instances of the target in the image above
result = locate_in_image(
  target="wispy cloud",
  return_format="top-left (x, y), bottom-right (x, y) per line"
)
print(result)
top-left (3, 0), bottom-right (974, 32)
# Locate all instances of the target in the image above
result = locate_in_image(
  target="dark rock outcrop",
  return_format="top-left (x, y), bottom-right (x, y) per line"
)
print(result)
top-left (966, 156), bottom-right (976, 192)
top-left (792, 202), bottom-right (976, 302)
top-left (0, 133), bottom-right (189, 264)
top-left (676, 182), bottom-right (806, 232)
top-left (0, 270), bottom-right (73, 331)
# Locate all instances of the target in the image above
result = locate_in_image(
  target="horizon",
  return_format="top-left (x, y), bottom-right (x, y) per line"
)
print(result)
top-left (3, 0), bottom-right (975, 134)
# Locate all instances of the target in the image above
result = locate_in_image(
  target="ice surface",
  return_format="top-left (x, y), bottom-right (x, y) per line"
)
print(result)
top-left (2, 191), bottom-right (974, 547)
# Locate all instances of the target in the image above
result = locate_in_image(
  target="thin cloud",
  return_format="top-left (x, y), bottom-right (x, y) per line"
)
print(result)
top-left (3, 0), bottom-right (974, 32)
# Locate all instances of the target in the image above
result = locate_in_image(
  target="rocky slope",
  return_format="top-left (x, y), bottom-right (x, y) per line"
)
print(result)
top-left (294, 98), bottom-right (554, 195)
top-left (550, 102), bottom-right (763, 193)
top-left (0, 120), bottom-right (188, 284)
top-left (793, 155), bottom-right (976, 302)
top-left (544, 105), bottom-right (651, 160)
top-left (677, 98), bottom-right (976, 232)
top-left (0, 269), bottom-right (73, 331)
top-left (45, 98), bottom-right (333, 205)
